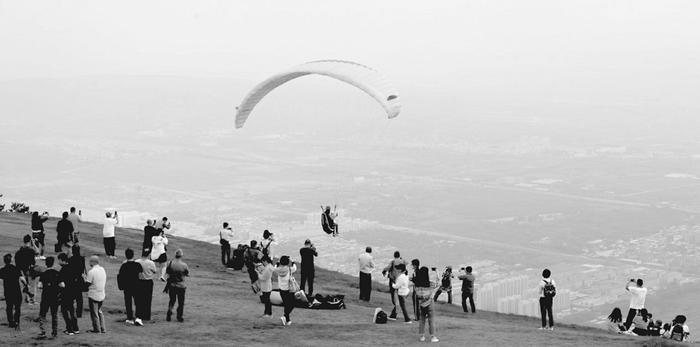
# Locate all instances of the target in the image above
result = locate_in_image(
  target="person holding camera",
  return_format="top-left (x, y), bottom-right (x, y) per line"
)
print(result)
top-left (299, 239), bottom-right (317, 297)
top-left (275, 255), bottom-right (297, 326)
top-left (67, 208), bottom-right (83, 244)
top-left (31, 211), bottom-right (50, 259)
top-left (458, 266), bottom-right (476, 313)
top-left (102, 211), bottom-right (119, 259)
top-left (624, 278), bottom-right (647, 330)
top-left (219, 223), bottom-right (235, 266)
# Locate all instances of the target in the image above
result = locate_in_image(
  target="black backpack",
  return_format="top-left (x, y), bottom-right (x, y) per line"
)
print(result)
top-left (543, 279), bottom-right (556, 298)
top-left (670, 324), bottom-right (686, 341)
top-left (375, 310), bottom-right (388, 324)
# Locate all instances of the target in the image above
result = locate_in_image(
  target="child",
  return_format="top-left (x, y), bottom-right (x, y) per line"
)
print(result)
top-left (415, 266), bottom-right (439, 342)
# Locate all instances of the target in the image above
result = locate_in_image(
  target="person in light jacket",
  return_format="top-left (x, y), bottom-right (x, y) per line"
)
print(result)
top-left (391, 263), bottom-right (412, 323)
top-left (258, 257), bottom-right (274, 318)
top-left (275, 256), bottom-right (297, 326)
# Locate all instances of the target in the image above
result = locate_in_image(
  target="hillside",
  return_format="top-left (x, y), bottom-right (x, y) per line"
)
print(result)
top-left (0, 212), bottom-right (688, 346)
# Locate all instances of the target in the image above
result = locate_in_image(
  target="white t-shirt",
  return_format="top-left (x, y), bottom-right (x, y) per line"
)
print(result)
top-left (102, 217), bottom-right (118, 238)
top-left (86, 264), bottom-right (107, 301)
top-left (220, 228), bottom-right (235, 244)
top-left (392, 273), bottom-right (410, 296)
top-left (151, 235), bottom-right (169, 260)
top-left (628, 286), bottom-right (647, 309)
top-left (539, 278), bottom-right (556, 298)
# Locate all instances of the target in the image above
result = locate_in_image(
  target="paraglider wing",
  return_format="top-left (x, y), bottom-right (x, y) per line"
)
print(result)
top-left (235, 60), bottom-right (401, 128)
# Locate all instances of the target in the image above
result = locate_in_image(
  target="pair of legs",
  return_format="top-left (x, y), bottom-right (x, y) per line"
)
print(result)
top-left (123, 288), bottom-right (138, 321)
top-left (89, 298), bottom-right (106, 332)
top-left (434, 288), bottom-right (452, 304)
top-left (462, 292), bottom-right (475, 313)
top-left (75, 291), bottom-right (84, 318)
top-left (5, 297), bottom-right (21, 328)
top-left (221, 243), bottom-right (231, 266)
top-left (61, 291), bottom-right (79, 333)
top-left (33, 232), bottom-right (45, 257)
top-left (280, 289), bottom-right (295, 323)
top-left (261, 291), bottom-right (272, 316)
top-left (136, 280), bottom-right (153, 320)
top-left (624, 308), bottom-right (639, 330)
top-left (412, 292), bottom-right (419, 320)
top-left (419, 303), bottom-right (436, 337)
top-left (39, 297), bottom-right (59, 336)
top-left (359, 272), bottom-right (371, 301)
top-left (20, 269), bottom-right (36, 304)
top-left (539, 297), bottom-right (554, 328)
top-left (103, 237), bottom-right (116, 257)
top-left (167, 287), bottom-right (186, 322)
top-left (396, 294), bottom-right (411, 322)
top-left (300, 269), bottom-right (315, 296)
top-left (388, 279), bottom-right (398, 318)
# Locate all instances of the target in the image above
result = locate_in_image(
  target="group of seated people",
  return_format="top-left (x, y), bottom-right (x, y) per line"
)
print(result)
top-left (608, 307), bottom-right (690, 341)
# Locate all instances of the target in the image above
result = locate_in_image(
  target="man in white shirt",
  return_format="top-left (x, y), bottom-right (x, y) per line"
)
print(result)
top-left (86, 256), bottom-right (107, 333)
top-left (624, 278), bottom-right (647, 330)
top-left (538, 269), bottom-right (556, 330)
top-left (67, 207), bottom-right (83, 244)
top-left (358, 247), bottom-right (375, 302)
top-left (103, 211), bottom-right (119, 259)
top-left (219, 222), bottom-right (235, 266)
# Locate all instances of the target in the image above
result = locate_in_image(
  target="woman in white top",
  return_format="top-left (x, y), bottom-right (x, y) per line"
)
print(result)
top-left (150, 230), bottom-right (169, 281)
top-left (391, 263), bottom-right (412, 323)
top-left (103, 211), bottom-right (119, 259)
top-left (275, 255), bottom-right (297, 326)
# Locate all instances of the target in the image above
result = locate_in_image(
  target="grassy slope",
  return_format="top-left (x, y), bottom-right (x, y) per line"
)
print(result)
top-left (0, 213), bottom-right (689, 346)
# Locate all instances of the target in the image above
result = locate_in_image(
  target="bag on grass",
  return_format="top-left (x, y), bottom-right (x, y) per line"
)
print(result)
top-left (374, 308), bottom-right (388, 324)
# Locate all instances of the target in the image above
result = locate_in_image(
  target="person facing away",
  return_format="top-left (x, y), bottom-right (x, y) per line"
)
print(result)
top-left (135, 249), bottom-right (157, 321)
top-left (86, 255), bottom-right (107, 333)
top-left (358, 246), bottom-right (375, 302)
top-left (409, 259), bottom-right (420, 321)
top-left (37, 256), bottom-right (61, 338)
top-left (220, 222), bottom-right (235, 266)
top-left (275, 255), bottom-right (297, 326)
top-left (624, 278), bottom-right (647, 330)
top-left (607, 307), bottom-right (626, 333)
top-left (56, 211), bottom-right (74, 251)
top-left (142, 220), bottom-right (157, 254)
top-left (118, 248), bottom-right (143, 326)
top-left (257, 256), bottom-right (274, 318)
top-left (15, 234), bottom-right (38, 304)
top-left (458, 266), bottom-right (476, 313)
top-left (299, 239), bottom-right (317, 297)
top-left (165, 249), bottom-right (189, 322)
top-left (434, 266), bottom-right (454, 304)
top-left (538, 268), bottom-right (556, 330)
top-left (245, 240), bottom-right (263, 283)
top-left (58, 253), bottom-right (79, 335)
top-left (155, 217), bottom-right (171, 233)
top-left (66, 207), bottom-right (83, 244)
top-left (150, 230), bottom-right (169, 281)
top-left (68, 245), bottom-right (86, 318)
top-left (390, 263), bottom-right (412, 323)
top-left (0, 253), bottom-right (22, 330)
top-left (666, 315), bottom-right (690, 342)
top-left (628, 308), bottom-right (652, 336)
top-left (414, 266), bottom-right (439, 343)
top-left (260, 230), bottom-right (275, 261)
top-left (102, 211), bottom-right (119, 259)
top-left (382, 251), bottom-right (408, 320)
top-left (31, 211), bottom-right (49, 258)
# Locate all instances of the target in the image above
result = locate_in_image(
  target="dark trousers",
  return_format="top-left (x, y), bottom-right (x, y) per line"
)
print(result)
top-left (76, 291), bottom-right (84, 318)
top-left (167, 287), bottom-right (186, 321)
top-left (123, 288), bottom-right (137, 320)
top-left (462, 292), bottom-right (476, 313)
top-left (624, 308), bottom-right (639, 330)
top-left (221, 243), bottom-right (231, 266)
top-left (434, 288), bottom-right (452, 304)
top-left (300, 268), bottom-right (315, 296)
top-left (280, 290), bottom-right (295, 321)
top-left (412, 291), bottom-right (419, 320)
top-left (61, 293), bottom-right (79, 332)
top-left (359, 272), bottom-right (371, 301)
top-left (261, 291), bottom-right (272, 315)
top-left (103, 237), bottom-right (116, 256)
top-left (39, 296), bottom-right (59, 335)
top-left (539, 297), bottom-right (554, 328)
top-left (396, 294), bottom-right (411, 322)
top-left (4, 297), bottom-right (21, 327)
top-left (388, 279), bottom-right (398, 317)
top-left (137, 280), bottom-right (153, 320)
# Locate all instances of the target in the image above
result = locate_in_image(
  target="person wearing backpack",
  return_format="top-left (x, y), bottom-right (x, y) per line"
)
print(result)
top-left (414, 266), bottom-right (439, 343)
top-left (666, 315), bottom-right (690, 342)
top-left (538, 268), bottom-right (556, 330)
top-left (260, 230), bottom-right (275, 261)
top-left (382, 251), bottom-right (408, 320)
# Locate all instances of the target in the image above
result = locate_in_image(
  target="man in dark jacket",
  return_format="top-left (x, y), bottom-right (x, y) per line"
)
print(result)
top-left (38, 257), bottom-right (61, 338)
top-left (56, 212), bottom-right (74, 253)
top-left (458, 266), bottom-right (476, 313)
top-left (15, 235), bottom-right (37, 304)
top-left (0, 254), bottom-right (22, 329)
top-left (58, 253), bottom-right (79, 334)
top-left (118, 248), bottom-right (143, 326)
top-left (299, 239), bottom-right (318, 296)
top-left (142, 220), bottom-right (157, 254)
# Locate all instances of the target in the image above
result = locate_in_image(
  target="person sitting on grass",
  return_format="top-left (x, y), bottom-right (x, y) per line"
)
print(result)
top-left (626, 308), bottom-right (651, 336)
top-left (663, 315), bottom-right (690, 342)
top-left (607, 307), bottom-right (626, 334)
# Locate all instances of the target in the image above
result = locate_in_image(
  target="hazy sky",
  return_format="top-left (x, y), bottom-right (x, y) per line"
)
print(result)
top-left (1, 0), bottom-right (699, 125)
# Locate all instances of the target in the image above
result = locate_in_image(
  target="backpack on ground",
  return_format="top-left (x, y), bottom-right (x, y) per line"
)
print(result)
top-left (670, 324), bottom-right (686, 341)
top-left (543, 279), bottom-right (556, 298)
top-left (374, 308), bottom-right (388, 324)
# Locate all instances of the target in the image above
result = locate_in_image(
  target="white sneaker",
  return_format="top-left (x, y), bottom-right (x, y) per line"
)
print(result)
top-left (419, 336), bottom-right (426, 342)
top-left (134, 318), bottom-right (143, 326)
top-left (538, 327), bottom-right (546, 330)
top-left (286, 320), bottom-right (292, 326)
top-left (125, 320), bottom-right (134, 325)
top-left (431, 336), bottom-right (439, 343)
top-left (39, 256), bottom-right (46, 260)
top-left (404, 321), bottom-right (413, 324)
top-left (280, 317), bottom-right (287, 326)
top-left (549, 327), bottom-right (555, 331)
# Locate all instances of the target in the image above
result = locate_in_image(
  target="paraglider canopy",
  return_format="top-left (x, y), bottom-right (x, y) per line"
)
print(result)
top-left (234, 60), bottom-right (401, 128)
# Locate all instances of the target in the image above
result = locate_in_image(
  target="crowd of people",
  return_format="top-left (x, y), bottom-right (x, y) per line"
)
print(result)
top-left (605, 278), bottom-right (690, 342)
top-left (0, 208), bottom-right (188, 340)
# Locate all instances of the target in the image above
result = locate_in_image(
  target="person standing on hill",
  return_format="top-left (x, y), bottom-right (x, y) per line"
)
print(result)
top-left (258, 257), bottom-right (274, 318)
top-left (86, 255), bottom-right (107, 333)
top-left (414, 266), bottom-right (439, 343)
top-left (68, 245), bottom-right (86, 318)
top-left (358, 247), bottom-right (375, 302)
top-left (0, 253), bottom-right (22, 330)
top-left (299, 239), bottom-right (317, 297)
top-left (155, 217), bottom-right (171, 234)
top-left (219, 222), bottom-right (235, 266)
top-left (56, 212), bottom-right (74, 254)
top-left (624, 278), bottom-right (647, 330)
top-left (142, 220), bottom-right (157, 254)
top-left (135, 249), bottom-right (157, 321)
top-left (409, 259), bottom-right (420, 321)
top-left (102, 211), bottom-right (119, 259)
top-left (538, 268), bottom-right (556, 330)
top-left (458, 266), bottom-right (476, 313)
top-left (151, 230), bottom-right (169, 281)
top-left (434, 266), bottom-right (454, 304)
top-left (31, 211), bottom-right (49, 259)
top-left (58, 253), bottom-right (79, 335)
top-left (67, 208), bottom-right (83, 244)
top-left (390, 263), bottom-right (412, 323)
top-left (165, 249), bottom-right (189, 323)
top-left (275, 255), bottom-right (297, 326)
top-left (15, 235), bottom-right (38, 305)
top-left (37, 256), bottom-right (61, 339)
top-left (260, 230), bottom-right (275, 261)
top-left (245, 240), bottom-right (263, 283)
top-left (118, 248), bottom-right (143, 326)
top-left (382, 251), bottom-right (408, 320)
